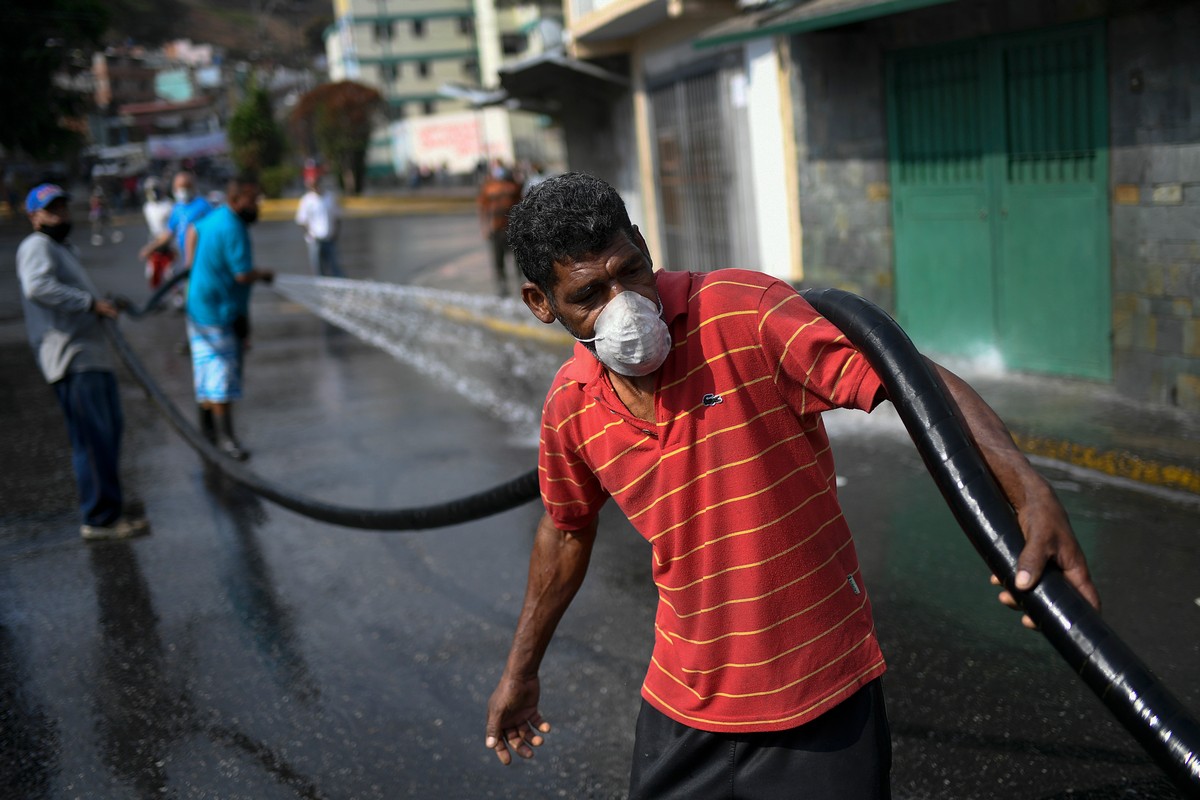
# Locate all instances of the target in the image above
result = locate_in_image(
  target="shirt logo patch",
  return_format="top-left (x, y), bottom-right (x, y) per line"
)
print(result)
top-left (702, 393), bottom-right (724, 407)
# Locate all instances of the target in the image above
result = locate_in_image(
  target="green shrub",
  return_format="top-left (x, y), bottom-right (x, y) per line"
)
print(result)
top-left (259, 164), bottom-right (297, 198)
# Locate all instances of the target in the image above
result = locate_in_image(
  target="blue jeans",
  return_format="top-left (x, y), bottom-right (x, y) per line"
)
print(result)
top-left (307, 238), bottom-right (342, 277)
top-left (53, 371), bottom-right (124, 526)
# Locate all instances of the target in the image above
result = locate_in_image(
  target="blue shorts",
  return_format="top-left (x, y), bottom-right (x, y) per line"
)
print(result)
top-left (188, 321), bottom-right (243, 403)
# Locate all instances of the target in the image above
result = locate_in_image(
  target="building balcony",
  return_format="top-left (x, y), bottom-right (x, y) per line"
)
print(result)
top-left (567, 0), bottom-right (733, 47)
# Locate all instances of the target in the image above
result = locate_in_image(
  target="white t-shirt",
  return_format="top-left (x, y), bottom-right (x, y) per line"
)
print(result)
top-left (143, 199), bottom-right (173, 237)
top-left (295, 190), bottom-right (339, 241)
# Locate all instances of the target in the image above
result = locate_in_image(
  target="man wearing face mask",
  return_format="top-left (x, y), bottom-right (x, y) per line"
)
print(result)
top-left (483, 173), bottom-right (1101, 797)
top-left (185, 175), bottom-right (275, 460)
top-left (139, 171), bottom-right (212, 308)
top-left (16, 184), bottom-right (150, 540)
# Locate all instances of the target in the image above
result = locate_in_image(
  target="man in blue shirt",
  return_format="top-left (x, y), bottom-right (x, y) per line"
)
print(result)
top-left (186, 175), bottom-right (274, 460)
top-left (138, 171), bottom-right (212, 309)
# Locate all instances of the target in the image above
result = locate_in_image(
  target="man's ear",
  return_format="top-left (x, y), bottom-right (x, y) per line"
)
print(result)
top-left (521, 282), bottom-right (557, 324)
top-left (631, 225), bottom-right (653, 269)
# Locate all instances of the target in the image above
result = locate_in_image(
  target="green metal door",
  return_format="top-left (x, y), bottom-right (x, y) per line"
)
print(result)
top-left (888, 45), bottom-right (995, 356)
top-left (888, 23), bottom-right (1110, 379)
top-left (997, 27), bottom-right (1110, 379)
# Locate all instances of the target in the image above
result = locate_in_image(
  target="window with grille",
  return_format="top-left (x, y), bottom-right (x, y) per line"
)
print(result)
top-left (890, 48), bottom-right (983, 186)
top-left (1004, 35), bottom-right (1097, 184)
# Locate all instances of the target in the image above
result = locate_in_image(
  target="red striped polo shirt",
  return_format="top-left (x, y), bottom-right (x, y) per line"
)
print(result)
top-left (538, 268), bottom-right (888, 733)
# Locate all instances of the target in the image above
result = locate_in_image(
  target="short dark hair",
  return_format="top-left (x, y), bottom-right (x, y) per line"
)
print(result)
top-left (227, 173), bottom-right (259, 197)
top-left (508, 172), bottom-right (634, 293)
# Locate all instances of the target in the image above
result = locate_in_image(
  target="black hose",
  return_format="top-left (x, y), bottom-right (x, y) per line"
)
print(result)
top-left (112, 267), bottom-right (192, 318)
top-left (101, 318), bottom-right (540, 529)
top-left (801, 287), bottom-right (1200, 795)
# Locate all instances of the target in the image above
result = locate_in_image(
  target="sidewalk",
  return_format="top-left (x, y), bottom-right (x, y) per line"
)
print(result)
top-left (965, 369), bottom-right (1200, 496)
top-left (414, 247), bottom-right (1200, 498)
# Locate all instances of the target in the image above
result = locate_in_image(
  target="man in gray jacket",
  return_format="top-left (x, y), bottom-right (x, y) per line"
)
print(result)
top-left (17, 184), bottom-right (149, 540)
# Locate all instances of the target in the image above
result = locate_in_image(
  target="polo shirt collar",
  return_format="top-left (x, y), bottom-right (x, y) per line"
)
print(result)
top-left (656, 268), bottom-right (691, 325)
top-left (560, 269), bottom-right (692, 389)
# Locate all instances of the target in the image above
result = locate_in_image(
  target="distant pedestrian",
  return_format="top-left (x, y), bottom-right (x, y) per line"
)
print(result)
top-left (88, 186), bottom-right (112, 246)
top-left (477, 165), bottom-right (523, 295)
top-left (186, 175), bottom-right (275, 461)
top-left (295, 169), bottom-right (343, 277)
top-left (16, 183), bottom-right (150, 541)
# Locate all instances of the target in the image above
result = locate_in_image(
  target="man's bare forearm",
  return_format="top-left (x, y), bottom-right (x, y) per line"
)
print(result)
top-left (503, 513), bottom-right (597, 680)
top-left (928, 359), bottom-right (1099, 609)
top-left (930, 361), bottom-right (1049, 508)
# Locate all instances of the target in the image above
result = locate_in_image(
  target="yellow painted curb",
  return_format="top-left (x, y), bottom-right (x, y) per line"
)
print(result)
top-left (259, 195), bottom-right (475, 222)
top-left (421, 300), bottom-right (574, 347)
top-left (1012, 432), bottom-right (1200, 495)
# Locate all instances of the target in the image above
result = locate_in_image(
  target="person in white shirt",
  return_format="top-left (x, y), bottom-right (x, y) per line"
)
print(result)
top-left (141, 178), bottom-right (175, 289)
top-left (294, 172), bottom-right (343, 277)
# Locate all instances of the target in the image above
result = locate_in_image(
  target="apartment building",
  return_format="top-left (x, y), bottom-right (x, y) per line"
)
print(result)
top-left (327, 0), bottom-right (565, 178)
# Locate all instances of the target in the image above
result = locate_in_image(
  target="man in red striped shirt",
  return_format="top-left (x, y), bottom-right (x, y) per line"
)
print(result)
top-left (484, 173), bottom-right (1099, 797)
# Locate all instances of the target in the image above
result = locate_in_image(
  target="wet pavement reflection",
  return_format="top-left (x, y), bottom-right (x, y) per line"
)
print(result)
top-left (0, 213), bottom-right (1196, 798)
top-left (88, 540), bottom-right (190, 795)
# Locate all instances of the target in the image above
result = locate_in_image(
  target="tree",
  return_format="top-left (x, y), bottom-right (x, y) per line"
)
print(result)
top-left (227, 77), bottom-right (285, 176)
top-left (0, 0), bottom-right (109, 160)
top-left (303, 14), bottom-right (334, 57)
top-left (290, 81), bottom-right (384, 196)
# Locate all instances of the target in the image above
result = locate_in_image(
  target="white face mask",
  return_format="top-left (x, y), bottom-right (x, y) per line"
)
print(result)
top-left (173, 188), bottom-right (192, 203)
top-left (576, 291), bottom-right (672, 377)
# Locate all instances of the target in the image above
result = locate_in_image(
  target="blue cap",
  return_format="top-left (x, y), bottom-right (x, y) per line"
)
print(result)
top-left (25, 183), bottom-right (69, 214)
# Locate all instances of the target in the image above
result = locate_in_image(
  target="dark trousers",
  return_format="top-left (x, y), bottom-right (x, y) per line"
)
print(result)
top-left (307, 238), bottom-right (343, 277)
top-left (629, 679), bottom-right (892, 800)
top-left (489, 229), bottom-right (509, 289)
top-left (53, 371), bottom-right (124, 526)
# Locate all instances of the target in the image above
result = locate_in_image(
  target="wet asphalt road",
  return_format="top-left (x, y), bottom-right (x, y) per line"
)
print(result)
top-left (0, 211), bottom-right (1197, 799)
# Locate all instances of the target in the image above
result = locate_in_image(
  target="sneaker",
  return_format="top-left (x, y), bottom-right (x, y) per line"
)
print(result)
top-left (80, 515), bottom-right (151, 541)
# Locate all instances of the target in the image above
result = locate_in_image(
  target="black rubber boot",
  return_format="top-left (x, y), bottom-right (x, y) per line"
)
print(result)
top-left (198, 406), bottom-right (216, 444)
top-left (214, 407), bottom-right (249, 461)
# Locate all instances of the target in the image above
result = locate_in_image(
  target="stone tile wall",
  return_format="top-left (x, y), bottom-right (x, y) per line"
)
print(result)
top-left (1108, 4), bottom-right (1200, 407)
